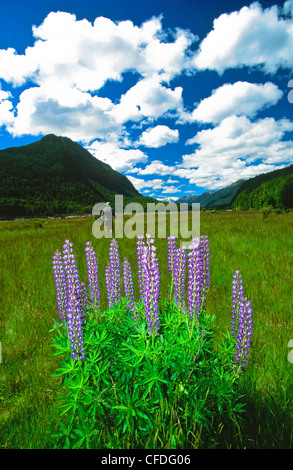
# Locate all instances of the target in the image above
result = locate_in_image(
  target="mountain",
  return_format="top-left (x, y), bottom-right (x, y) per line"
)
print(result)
top-left (0, 134), bottom-right (141, 218)
top-left (231, 164), bottom-right (293, 210)
top-left (158, 197), bottom-right (179, 203)
top-left (176, 180), bottom-right (245, 209)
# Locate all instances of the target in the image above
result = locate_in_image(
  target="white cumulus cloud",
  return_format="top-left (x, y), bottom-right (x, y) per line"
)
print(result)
top-left (138, 125), bottom-right (179, 147)
top-left (176, 115), bottom-right (293, 188)
top-left (129, 160), bottom-right (175, 175)
top-left (0, 89), bottom-right (14, 126)
top-left (10, 85), bottom-right (120, 141)
top-left (86, 140), bottom-right (148, 172)
top-left (110, 76), bottom-right (183, 124)
top-left (127, 175), bottom-right (165, 191)
top-left (191, 81), bottom-right (283, 124)
top-left (193, 2), bottom-right (293, 74)
top-left (0, 11), bottom-right (192, 142)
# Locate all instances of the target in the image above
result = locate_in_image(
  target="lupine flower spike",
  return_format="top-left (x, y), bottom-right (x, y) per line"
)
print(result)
top-left (235, 298), bottom-right (253, 370)
top-left (187, 236), bottom-right (211, 319)
top-left (231, 270), bottom-right (244, 338)
top-left (62, 240), bottom-right (85, 361)
top-left (187, 238), bottom-right (204, 319)
top-left (136, 235), bottom-right (146, 301)
top-left (85, 241), bottom-right (100, 311)
top-left (52, 250), bottom-right (67, 322)
top-left (106, 239), bottom-right (121, 308)
top-left (138, 234), bottom-right (160, 336)
top-left (173, 245), bottom-right (187, 312)
top-left (78, 281), bottom-right (88, 319)
top-left (105, 264), bottom-right (111, 308)
top-left (231, 270), bottom-right (253, 371)
top-left (201, 235), bottom-right (210, 306)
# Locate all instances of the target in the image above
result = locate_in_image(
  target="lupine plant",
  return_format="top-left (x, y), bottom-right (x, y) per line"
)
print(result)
top-left (173, 245), bottom-right (187, 312)
top-left (138, 234), bottom-right (160, 335)
top-left (123, 257), bottom-right (136, 317)
top-left (51, 234), bottom-right (253, 449)
top-left (52, 250), bottom-right (67, 322)
top-left (105, 238), bottom-right (121, 308)
top-left (85, 241), bottom-right (100, 311)
top-left (186, 236), bottom-right (211, 319)
top-left (231, 270), bottom-right (253, 372)
top-left (60, 239), bottom-right (85, 361)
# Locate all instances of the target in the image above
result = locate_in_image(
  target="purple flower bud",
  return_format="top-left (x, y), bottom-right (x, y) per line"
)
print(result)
top-left (78, 281), bottom-right (88, 319)
top-left (137, 235), bottom-right (146, 301)
top-left (187, 238), bottom-right (204, 319)
top-left (62, 240), bottom-right (85, 361)
top-left (52, 250), bottom-right (67, 322)
top-left (231, 270), bottom-right (253, 370)
top-left (186, 236), bottom-right (211, 319)
top-left (85, 241), bottom-right (100, 310)
top-left (201, 235), bottom-right (211, 301)
top-left (173, 245), bottom-right (187, 312)
top-left (106, 239), bottom-right (121, 308)
top-left (105, 263), bottom-right (111, 308)
top-left (231, 270), bottom-right (244, 338)
top-left (139, 236), bottom-right (160, 335)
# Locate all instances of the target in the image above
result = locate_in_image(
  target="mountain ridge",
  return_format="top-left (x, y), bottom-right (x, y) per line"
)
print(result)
top-left (176, 180), bottom-right (245, 209)
top-left (231, 164), bottom-right (293, 210)
top-left (0, 134), bottom-right (141, 218)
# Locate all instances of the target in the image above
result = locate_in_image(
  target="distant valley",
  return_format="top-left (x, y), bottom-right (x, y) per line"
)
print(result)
top-left (176, 180), bottom-right (245, 209)
top-left (0, 134), bottom-right (156, 218)
top-left (0, 134), bottom-right (292, 218)
top-left (177, 165), bottom-right (293, 211)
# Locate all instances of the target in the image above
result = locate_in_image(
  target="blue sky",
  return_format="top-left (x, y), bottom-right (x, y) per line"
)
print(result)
top-left (0, 0), bottom-right (293, 199)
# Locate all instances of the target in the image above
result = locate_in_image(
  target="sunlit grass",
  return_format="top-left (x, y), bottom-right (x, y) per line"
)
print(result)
top-left (0, 210), bottom-right (293, 448)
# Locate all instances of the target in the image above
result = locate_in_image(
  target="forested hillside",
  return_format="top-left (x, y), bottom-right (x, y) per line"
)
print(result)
top-left (231, 165), bottom-right (293, 210)
top-left (0, 134), bottom-right (140, 218)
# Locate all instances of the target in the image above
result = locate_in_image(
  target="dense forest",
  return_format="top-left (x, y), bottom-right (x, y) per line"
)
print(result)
top-left (231, 164), bottom-right (293, 210)
top-left (1, 133), bottom-right (292, 218)
top-left (0, 134), bottom-right (142, 218)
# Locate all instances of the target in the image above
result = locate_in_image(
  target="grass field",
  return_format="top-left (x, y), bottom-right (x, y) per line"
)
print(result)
top-left (0, 210), bottom-right (293, 448)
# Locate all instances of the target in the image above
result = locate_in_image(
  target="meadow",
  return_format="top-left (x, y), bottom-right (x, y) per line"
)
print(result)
top-left (0, 209), bottom-right (293, 449)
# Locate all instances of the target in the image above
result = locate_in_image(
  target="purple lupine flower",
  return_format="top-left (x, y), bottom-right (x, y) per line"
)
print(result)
top-left (85, 241), bottom-right (100, 310)
top-left (62, 240), bottom-right (85, 361)
top-left (186, 236), bottom-right (211, 318)
top-left (106, 239), bottom-right (121, 308)
top-left (187, 238), bottom-right (204, 319)
top-left (123, 257), bottom-right (136, 316)
top-left (173, 245), bottom-right (187, 312)
top-left (201, 235), bottom-right (211, 300)
top-left (52, 250), bottom-right (67, 322)
top-left (140, 235), bottom-right (160, 335)
top-left (231, 270), bottom-right (244, 338)
top-left (235, 298), bottom-right (253, 369)
top-left (167, 236), bottom-right (177, 277)
top-left (78, 281), bottom-right (88, 319)
top-left (137, 235), bottom-right (146, 301)
top-left (231, 270), bottom-right (253, 370)
top-left (105, 263), bottom-right (111, 308)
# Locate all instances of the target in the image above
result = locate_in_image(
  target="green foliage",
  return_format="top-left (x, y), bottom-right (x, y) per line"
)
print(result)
top-left (51, 297), bottom-right (246, 449)
top-left (0, 134), bottom-right (140, 218)
top-left (1, 211), bottom-right (293, 449)
top-left (261, 206), bottom-right (273, 219)
top-left (232, 165), bottom-right (293, 210)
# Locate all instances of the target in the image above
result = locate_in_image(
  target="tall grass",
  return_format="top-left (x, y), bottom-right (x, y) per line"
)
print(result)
top-left (0, 210), bottom-right (292, 448)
